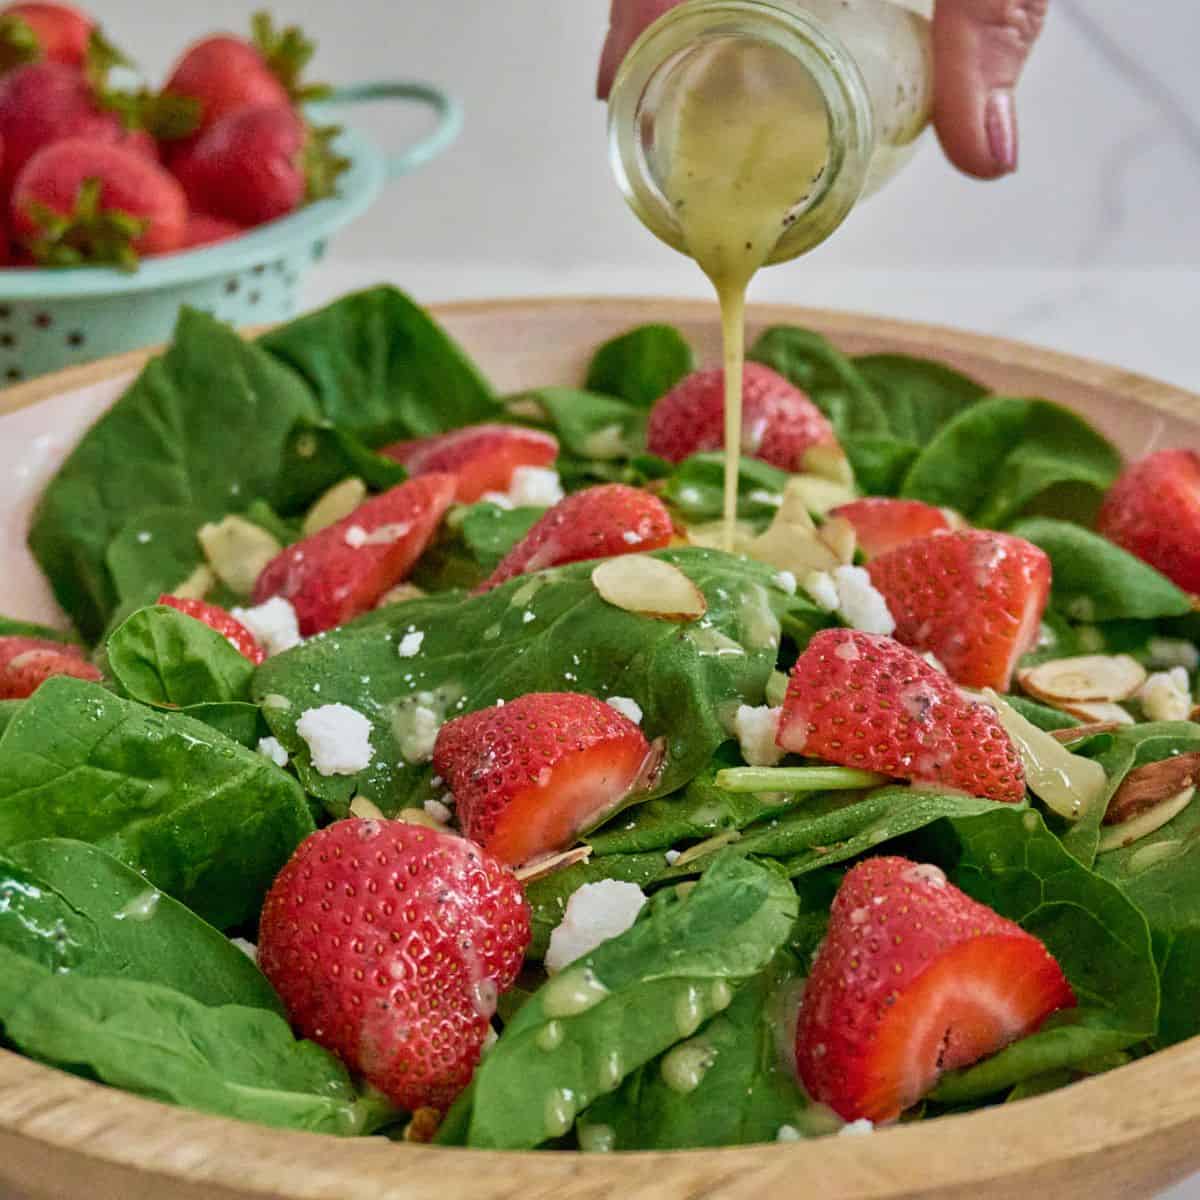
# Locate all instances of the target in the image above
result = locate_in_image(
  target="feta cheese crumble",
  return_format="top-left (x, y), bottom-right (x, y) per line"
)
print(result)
top-left (296, 704), bottom-right (375, 776)
top-left (508, 466), bottom-right (564, 508)
top-left (832, 565), bottom-right (895, 636)
top-left (397, 629), bottom-right (425, 658)
top-left (256, 736), bottom-right (289, 767)
top-left (605, 695), bottom-right (643, 725)
top-left (544, 880), bottom-right (647, 974)
top-left (1139, 667), bottom-right (1193, 723)
top-left (229, 937), bottom-right (258, 963)
top-left (734, 704), bottom-right (785, 767)
top-left (838, 1119), bottom-right (875, 1136)
top-left (802, 570), bottom-right (839, 612)
top-left (664, 849), bottom-right (681, 866)
top-left (231, 597), bottom-right (301, 657)
top-left (772, 569), bottom-right (797, 596)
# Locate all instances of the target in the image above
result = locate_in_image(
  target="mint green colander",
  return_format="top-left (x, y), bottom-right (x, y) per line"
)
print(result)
top-left (0, 81), bottom-right (461, 384)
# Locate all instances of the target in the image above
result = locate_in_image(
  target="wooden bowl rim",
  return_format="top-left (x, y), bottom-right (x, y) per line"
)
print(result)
top-left (1, 295), bottom-right (1198, 1200)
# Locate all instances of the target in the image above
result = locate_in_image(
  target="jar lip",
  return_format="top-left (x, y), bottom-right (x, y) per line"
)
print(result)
top-left (606, 0), bottom-right (876, 265)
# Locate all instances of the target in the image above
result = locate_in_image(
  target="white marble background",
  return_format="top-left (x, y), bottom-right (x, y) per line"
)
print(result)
top-left (102, 0), bottom-right (1200, 391)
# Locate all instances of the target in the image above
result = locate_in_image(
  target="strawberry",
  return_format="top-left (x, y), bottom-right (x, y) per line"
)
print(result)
top-left (0, 634), bottom-right (100, 698)
top-left (795, 855), bottom-right (1075, 1123)
top-left (12, 137), bottom-right (187, 265)
top-left (257, 819), bottom-right (530, 1113)
top-left (156, 595), bottom-right (265, 665)
top-left (477, 483), bottom-right (673, 593)
top-left (433, 692), bottom-right (660, 866)
top-left (1096, 450), bottom-right (1200, 594)
top-left (0, 3), bottom-right (93, 71)
top-left (382, 424), bottom-right (559, 504)
top-left (252, 473), bottom-right (456, 636)
top-left (177, 210), bottom-right (243, 251)
top-left (830, 498), bottom-right (956, 560)
top-left (646, 362), bottom-right (839, 471)
top-left (171, 103), bottom-right (347, 228)
top-left (777, 629), bottom-right (1026, 804)
top-left (865, 529), bottom-right (1050, 691)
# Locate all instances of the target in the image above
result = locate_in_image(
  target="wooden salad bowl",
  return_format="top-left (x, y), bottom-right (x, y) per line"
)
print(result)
top-left (0, 297), bottom-right (1198, 1200)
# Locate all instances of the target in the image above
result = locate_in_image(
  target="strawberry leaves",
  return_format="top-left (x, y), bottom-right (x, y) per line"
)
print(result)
top-left (250, 9), bottom-right (330, 103)
top-left (23, 177), bottom-right (147, 270)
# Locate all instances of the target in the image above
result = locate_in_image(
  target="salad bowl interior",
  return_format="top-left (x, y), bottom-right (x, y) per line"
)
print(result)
top-left (0, 296), bottom-right (1199, 1200)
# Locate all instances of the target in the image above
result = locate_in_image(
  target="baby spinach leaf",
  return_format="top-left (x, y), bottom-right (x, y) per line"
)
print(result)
top-left (1008, 518), bottom-right (1191, 623)
top-left (270, 422), bottom-right (407, 515)
top-left (921, 807), bottom-right (1158, 1103)
top-left (899, 397), bottom-right (1121, 529)
top-left (576, 951), bottom-right (812, 1149)
top-left (258, 285), bottom-right (499, 444)
top-left (107, 605), bottom-right (254, 709)
top-left (1004, 694), bottom-right (1080, 732)
top-left (661, 453), bottom-right (789, 523)
top-left (0, 617), bottom-right (77, 644)
top-left (254, 549), bottom-right (790, 818)
top-left (0, 701), bottom-right (21, 739)
top-left (29, 309), bottom-right (319, 641)
top-left (456, 504), bottom-right (542, 573)
top-left (0, 838), bottom-right (281, 1013)
top-left (584, 323), bottom-right (694, 408)
top-left (105, 507), bottom-right (212, 615)
top-left (0, 676), bottom-right (314, 928)
top-left (447, 855), bottom-right (798, 1149)
top-left (0, 955), bottom-right (395, 1136)
top-left (513, 388), bottom-right (647, 461)
top-left (176, 700), bottom-right (263, 748)
top-left (839, 434), bottom-right (920, 497)
top-left (852, 353), bottom-right (987, 446)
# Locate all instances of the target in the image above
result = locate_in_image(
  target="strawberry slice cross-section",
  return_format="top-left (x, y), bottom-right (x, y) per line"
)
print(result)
top-left (0, 635), bottom-right (101, 699)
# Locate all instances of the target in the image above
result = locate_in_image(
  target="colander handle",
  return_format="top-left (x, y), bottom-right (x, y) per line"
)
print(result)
top-left (322, 82), bottom-right (463, 178)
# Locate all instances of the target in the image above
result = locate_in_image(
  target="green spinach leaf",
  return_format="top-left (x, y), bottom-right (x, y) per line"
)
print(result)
top-left (456, 504), bottom-right (542, 573)
top-left (661, 453), bottom-right (789, 524)
top-left (0, 618), bottom-right (77, 644)
top-left (514, 388), bottom-right (646, 461)
top-left (584, 324), bottom-right (694, 408)
top-left (852, 353), bottom-right (988, 445)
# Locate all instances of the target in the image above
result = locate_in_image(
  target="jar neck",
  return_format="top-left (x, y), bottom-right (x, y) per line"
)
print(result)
top-left (607, 0), bottom-right (878, 265)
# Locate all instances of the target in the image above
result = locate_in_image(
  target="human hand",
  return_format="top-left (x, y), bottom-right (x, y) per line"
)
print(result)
top-left (596, 0), bottom-right (1049, 178)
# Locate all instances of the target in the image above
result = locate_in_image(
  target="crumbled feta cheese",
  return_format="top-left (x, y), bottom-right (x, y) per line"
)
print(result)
top-left (229, 937), bottom-right (258, 963)
top-left (838, 1119), bottom-right (875, 1136)
top-left (544, 880), bottom-right (647, 974)
top-left (395, 703), bottom-right (441, 763)
top-left (734, 704), bottom-right (785, 767)
top-left (776, 1124), bottom-right (803, 1142)
top-left (1148, 637), bottom-right (1200, 672)
top-left (621, 530), bottom-right (642, 545)
top-left (231, 597), bottom-right (301, 657)
top-left (257, 736), bottom-right (289, 767)
top-left (397, 629), bottom-right (425, 658)
top-left (833, 565), bottom-right (895, 635)
top-left (296, 704), bottom-right (375, 776)
top-left (664, 849), bottom-right (681, 866)
top-left (522, 610), bottom-right (536, 624)
top-left (1139, 667), bottom-right (1193, 723)
top-left (344, 524), bottom-right (368, 548)
top-left (423, 798), bottom-right (453, 824)
top-left (748, 488), bottom-right (783, 508)
top-left (802, 570), bottom-right (839, 612)
top-left (136, 530), bottom-right (153, 544)
top-left (480, 490), bottom-right (515, 510)
top-left (772, 570), bottom-right (797, 596)
top-left (605, 696), bottom-right (643, 725)
top-left (507, 466), bottom-right (564, 508)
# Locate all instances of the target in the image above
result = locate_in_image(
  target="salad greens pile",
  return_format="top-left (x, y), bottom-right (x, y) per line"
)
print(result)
top-left (2, 286), bottom-right (1198, 1149)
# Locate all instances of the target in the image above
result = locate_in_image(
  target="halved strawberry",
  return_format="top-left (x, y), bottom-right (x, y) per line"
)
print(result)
top-left (432, 692), bottom-right (660, 866)
top-left (1096, 450), bottom-right (1200, 594)
top-left (0, 635), bottom-right (100, 698)
top-left (777, 629), bottom-right (1026, 804)
top-left (830, 498), bottom-right (956, 560)
top-left (796, 855), bottom-right (1075, 1122)
top-left (477, 483), bottom-right (673, 593)
top-left (646, 362), bottom-right (839, 471)
top-left (382, 423), bottom-right (559, 504)
top-left (156, 595), bottom-right (265, 665)
top-left (865, 529), bottom-right (1050, 691)
top-left (252, 473), bottom-right (456, 635)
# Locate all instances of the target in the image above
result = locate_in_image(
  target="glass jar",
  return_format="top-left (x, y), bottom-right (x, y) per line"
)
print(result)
top-left (607, 0), bottom-right (934, 268)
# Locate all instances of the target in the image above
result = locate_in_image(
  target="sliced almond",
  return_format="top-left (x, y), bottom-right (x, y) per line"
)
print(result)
top-left (1098, 786), bottom-right (1195, 853)
top-left (513, 844), bottom-right (593, 883)
top-left (592, 555), bottom-right (707, 621)
top-left (1018, 655), bottom-right (1147, 705)
top-left (817, 516), bottom-right (857, 565)
top-left (376, 582), bottom-right (427, 609)
top-left (302, 477), bottom-right (367, 535)
top-left (801, 444), bottom-right (855, 487)
top-left (1056, 700), bottom-right (1135, 726)
top-left (168, 563), bottom-right (215, 601)
top-left (783, 474), bottom-right (857, 516)
top-left (349, 794), bottom-right (387, 821)
top-left (1104, 752), bottom-right (1200, 826)
top-left (396, 806), bottom-right (447, 831)
top-left (1050, 720), bottom-right (1126, 743)
top-left (197, 515), bottom-right (282, 597)
top-left (984, 689), bottom-right (1107, 821)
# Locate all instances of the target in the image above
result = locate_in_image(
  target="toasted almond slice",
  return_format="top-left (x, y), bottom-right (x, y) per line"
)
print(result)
top-left (1050, 720), bottom-right (1126, 743)
top-left (1098, 786), bottom-right (1195, 853)
top-left (1018, 654), bottom-right (1147, 705)
top-left (513, 844), bottom-right (593, 883)
top-left (1104, 751), bottom-right (1200, 826)
top-left (505, 395), bottom-right (547, 421)
top-left (197, 515), bottom-right (282, 597)
top-left (376, 582), bottom-right (427, 609)
top-left (349, 794), bottom-right (387, 821)
top-left (818, 516), bottom-right (857, 565)
top-left (302, 477), bottom-right (368, 535)
top-left (984, 689), bottom-right (1107, 821)
top-left (1056, 700), bottom-right (1135, 726)
top-left (784, 475), bottom-right (857, 516)
top-left (801, 444), bottom-right (855, 487)
top-left (168, 563), bottom-right (215, 601)
top-left (396, 806), bottom-right (447, 831)
top-left (592, 555), bottom-right (707, 621)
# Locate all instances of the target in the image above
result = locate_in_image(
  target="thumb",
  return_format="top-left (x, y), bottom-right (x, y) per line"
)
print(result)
top-left (932, 0), bottom-right (1049, 178)
top-left (597, 0), bottom-right (682, 99)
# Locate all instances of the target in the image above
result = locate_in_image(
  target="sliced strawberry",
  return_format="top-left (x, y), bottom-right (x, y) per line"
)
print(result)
top-left (258, 819), bottom-right (530, 1113)
top-left (830, 498), bottom-right (956, 560)
top-left (433, 692), bottom-right (658, 866)
top-left (252, 473), bottom-right (456, 635)
top-left (796, 855), bottom-right (1075, 1122)
top-left (0, 634), bottom-right (99, 698)
top-left (477, 483), bottom-right (673, 593)
top-left (1096, 450), bottom-right (1200, 594)
top-left (777, 629), bottom-right (1025, 804)
top-left (381, 423), bottom-right (559, 504)
top-left (865, 529), bottom-right (1050, 691)
top-left (646, 362), bottom-right (839, 471)
top-left (156, 595), bottom-right (265, 665)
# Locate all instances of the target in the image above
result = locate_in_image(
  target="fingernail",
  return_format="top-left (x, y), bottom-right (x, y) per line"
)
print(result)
top-left (985, 90), bottom-right (1018, 173)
